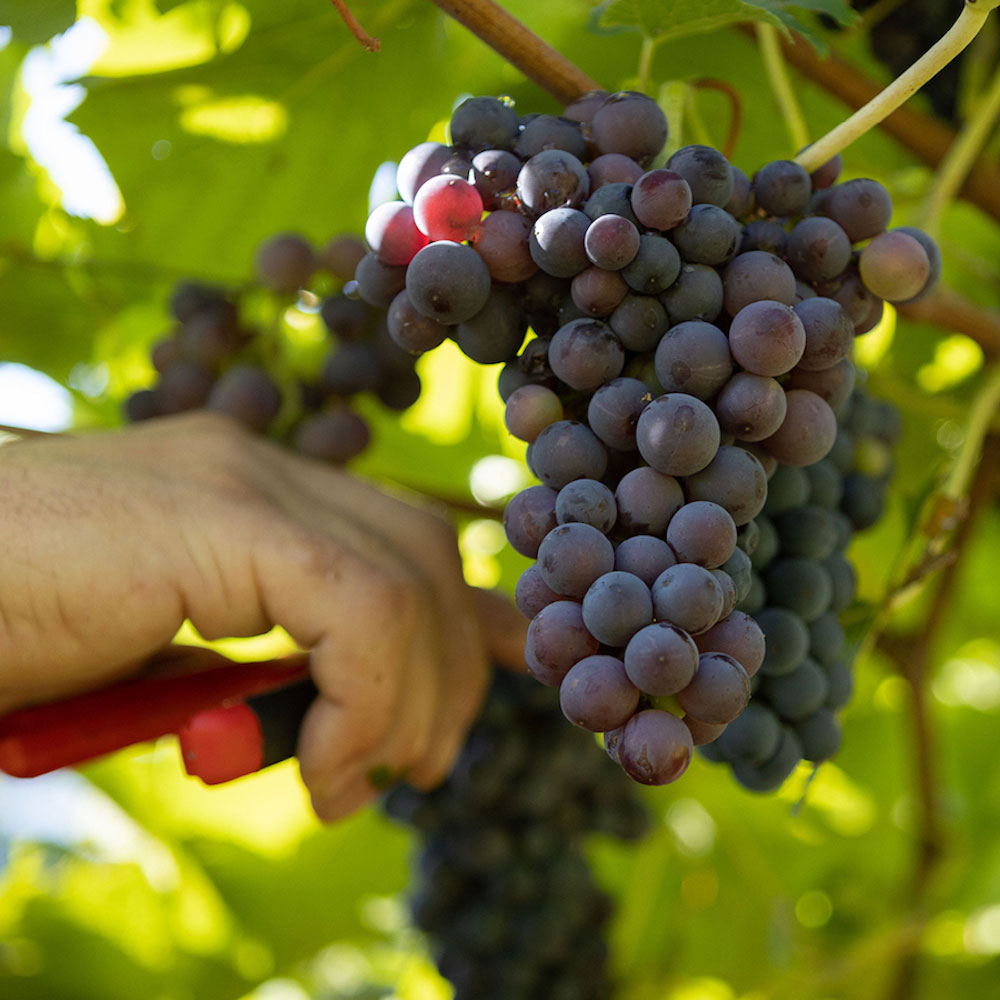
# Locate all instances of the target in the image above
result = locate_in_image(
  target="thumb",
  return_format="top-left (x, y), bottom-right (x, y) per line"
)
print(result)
top-left (471, 587), bottom-right (529, 674)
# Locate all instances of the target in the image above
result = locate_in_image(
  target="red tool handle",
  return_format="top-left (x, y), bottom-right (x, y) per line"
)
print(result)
top-left (0, 649), bottom-right (310, 778)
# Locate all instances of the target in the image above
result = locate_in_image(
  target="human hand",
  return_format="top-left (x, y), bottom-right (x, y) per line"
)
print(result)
top-left (0, 413), bottom-right (527, 820)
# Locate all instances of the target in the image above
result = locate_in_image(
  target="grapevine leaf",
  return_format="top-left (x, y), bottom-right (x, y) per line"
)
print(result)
top-left (1, 0), bottom-right (77, 45)
top-left (592, 0), bottom-right (786, 41)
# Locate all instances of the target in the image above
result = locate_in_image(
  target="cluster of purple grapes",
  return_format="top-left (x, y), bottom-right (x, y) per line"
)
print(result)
top-left (356, 89), bottom-right (936, 789)
top-left (382, 669), bottom-right (648, 1000)
top-left (701, 387), bottom-right (899, 789)
top-left (124, 233), bottom-right (421, 462)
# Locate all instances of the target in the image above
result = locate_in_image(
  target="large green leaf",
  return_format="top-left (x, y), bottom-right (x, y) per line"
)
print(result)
top-left (1, 0), bottom-right (77, 45)
top-left (594, 0), bottom-right (786, 40)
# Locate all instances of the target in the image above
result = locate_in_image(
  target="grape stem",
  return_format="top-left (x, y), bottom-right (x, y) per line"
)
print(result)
top-left (796, 0), bottom-right (1000, 173)
top-left (755, 23), bottom-right (810, 155)
top-left (920, 60), bottom-right (1000, 239)
top-left (426, 0), bottom-right (601, 104)
top-left (690, 79), bottom-right (743, 160)
top-left (747, 26), bottom-right (1000, 222)
top-left (877, 435), bottom-right (1000, 1000)
top-left (330, 0), bottom-right (381, 51)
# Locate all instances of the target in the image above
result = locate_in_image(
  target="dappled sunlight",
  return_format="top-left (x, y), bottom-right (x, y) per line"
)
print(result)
top-left (916, 334), bottom-right (984, 393)
top-left (179, 95), bottom-right (288, 144)
top-left (82, 0), bottom-right (250, 76)
top-left (458, 518), bottom-right (506, 588)
top-left (401, 340), bottom-right (475, 444)
top-left (933, 639), bottom-right (1000, 711)
top-left (854, 302), bottom-right (896, 369)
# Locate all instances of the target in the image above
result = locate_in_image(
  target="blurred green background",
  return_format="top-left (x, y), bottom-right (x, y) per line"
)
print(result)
top-left (1, 1), bottom-right (999, 998)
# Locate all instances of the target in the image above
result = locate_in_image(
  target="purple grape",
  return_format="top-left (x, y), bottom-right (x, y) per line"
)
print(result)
top-left (529, 208), bottom-right (590, 278)
top-left (786, 216), bottom-right (852, 284)
top-left (581, 571), bottom-right (654, 647)
top-left (354, 252), bottom-right (407, 307)
top-left (586, 376), bottom-right (651, 451)
top-left (548, 318), bottom-right (625, 391)
top-left (584, 214), bottom-right (641, 270)
top-left (455, 290), bottom-right (527, 364)
top-left (515, 563), bottom-right (562, 619)
top-left (387, 289), bottom-right (450, 355)
top-left (793, 296), bottom-right (854, 371)
top-left (666, 145), bottom-right (734, 207)
top-left (537, 522), bottom-right (616, 598)
top-left (653, 321), bottom-right (733, 400)
top-left (555, 479), bottom-right (617, 533)
top-left (610, 293), bottom-right (669, 351)
top-left (715, 372), bottom-right (788, 442)
top-left (670, 204), bottom-right (742, 266)
top-left (715, 702), bottom-right (781, 762)
top-left (449, 96), bottom-right (519, 151)
top-left (584, 182), bottom-right (640, 226)
top-left (525, 600), bottom-right (600, 686)
top-left (615, 467), bottom-right (684, 536)
top-left (514, 114), bottom-right (586, 160)
top-left (621, 234), bottom-right (682, 295)
top-left (516, 149), bottom-right (590, 216)
top-left (635, 393), bottom-right (721, 477)
top-left (623, 622), bottom-right (699, 696)
top-left (684, 715), bottom-right (728, 747)
top-left (502, 485), bottom-right (558, 558)
top-left (206, 364), bottom-right (282, 432)
top-left (613, 535), bottom-right (677, 587)
top-left (722, 250), bottom-right (797, 316)
top-left (589, 153), bottom-right (644, 188)
top-left (397, 142), bottom-right (451, 203)
top-left (630, 169), bottom-right (692, 230)
top-left (785, 358), bottom-right (856, 414)
top-left (405, 241), bottom-right (491, 323)
top-left (322, 343), bottom-right (379, 396)
top-left (469, 148), bottom-right (521, 209)
top-left (676, 652), bottom-right (750, 724)
top-left (560, 655), bottom-right (641, 732)
top-left (364, 201), bottom-right (428, 266)
top-left (590, 91), bottom-right (668, 166)
top-left (740, 219), bottom-right (788, 256)
top-left (619, 710), bottom-right (694, 784)
top-left (666, 500), bottom-right (737, 569)
top-left (752, 160), bottom-right (811, 217)
top-left (254, 233), bottom-right (316, 293)
top-left (824, 178), bottom-right (892, 242)
top-left (858, 230), bottom-right (931, 301)
top-left (694, 610), bottom-right (765, 677)
top-left (563, 89), bottom-right (610, 124)
top-left (728, 300), bottom-right (806, 377)
top-left (659, 264), bottom-right (723, 324)
top-left (651, 563), bottom-right (724, 635)
top-left (292, 407), bottom-right (370, 463)
top-left (471, 210), bottom-right (537, 283)
top-left (156, 361), bottom-right (214, 413)
top-left (570, 266), bottom-right (629, 317)
top-left (504, 384), bottom-right (564, 443)
top-left (761, 389), bottom-right (837, 467)
top-left (682, 445), bottom-right (768, 526)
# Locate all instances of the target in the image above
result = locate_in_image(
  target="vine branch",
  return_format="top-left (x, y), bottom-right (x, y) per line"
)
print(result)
top-left (426, 0), bottom-right (601, 104)
top-left (920, 58), bottom-right (1000, 238)
top-left (796, 1), bottom-right (1000, 173)
top-left (756, 22), bottom-right (810, 154)
top-left (895, 286), bottom-right (1000, 360)
top-left (742, 24), bottom-right (1000, 222)
top-left (877, 434), bottom-right (1000, 1000)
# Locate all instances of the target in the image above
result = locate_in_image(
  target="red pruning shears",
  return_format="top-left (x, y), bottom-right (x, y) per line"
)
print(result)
top-left (0, 648), bottom-right (318, 785)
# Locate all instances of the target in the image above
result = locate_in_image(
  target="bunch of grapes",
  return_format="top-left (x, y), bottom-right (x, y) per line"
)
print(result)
top-left (382, 669), bottom-right (648, 1000)
top-left (701, 386), bottom-right (900, 789)
top-left (357, 90), bottom-right (938, 789)
top-left (124, 232), bottom-right (422, 463)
